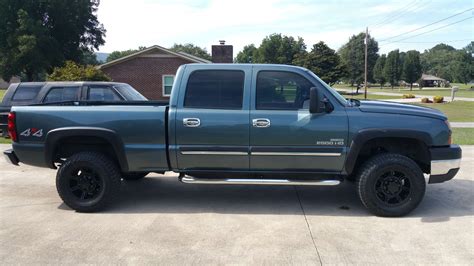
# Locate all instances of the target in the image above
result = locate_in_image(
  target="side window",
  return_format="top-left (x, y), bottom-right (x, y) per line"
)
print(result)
top-left (162, 75), bottom-right (174, 97)
top-left (12, 85), bottom-right (43, 101)
top-left (43, 87), bottom-right (80, 103)
top-left (88, 86), bottom-right (122, 101)
top-left (256, 71), bottom-right (313, 110)
top-left (184, 70), bottom-right (245, 109)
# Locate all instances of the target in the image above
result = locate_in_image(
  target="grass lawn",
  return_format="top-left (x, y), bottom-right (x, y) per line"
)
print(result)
top-left (345, 93), bottom-right (400, 100)
top-left (0, 89), bottom-right (5, 101)
top-left (0, 137), bottom-right (11, 144)
top-left (452, 128), bottom-right (474, 145)
top-left (410, 101), bottom-right (474, 122)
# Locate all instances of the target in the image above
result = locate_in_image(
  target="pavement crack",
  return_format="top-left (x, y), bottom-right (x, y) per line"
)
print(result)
top-left (294, 186), bottom-right (323, 266)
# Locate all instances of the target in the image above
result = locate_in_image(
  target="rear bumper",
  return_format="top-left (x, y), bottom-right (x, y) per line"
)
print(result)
top-left (3, 149), bottom-right (19, 166)
top-left (429, 145), bottom-right (462, 184)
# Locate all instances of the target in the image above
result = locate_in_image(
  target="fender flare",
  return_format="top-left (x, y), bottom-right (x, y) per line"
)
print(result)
top-left (44, 127), bottom-right (128, 172)
top-left (343, 128), bottom-right (432, 175)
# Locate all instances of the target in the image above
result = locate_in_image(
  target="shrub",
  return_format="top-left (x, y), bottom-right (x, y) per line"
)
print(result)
top-left (421, 98), bottom-right (432, 103)
top-left (402, 94), bottom-right (416, 98)
top-left (433, 96), bottom-right (444, 103)
top-left (48, 61), bottom-right (111, 81)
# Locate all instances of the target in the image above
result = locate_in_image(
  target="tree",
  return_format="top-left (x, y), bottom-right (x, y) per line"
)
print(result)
top-left (384, 50), bottom-right (401, 89)
top-left (373, 54), bottom-right (386, 88)
top-left (106, 46), bottom-right (147, 62)
top-left (293, 41), bottom-right (345, 85)
top-left (47, 61), bottom-right (111, 81)
top-left (338, 32), bottom-right (379, 87)
top-left (235, 44), bottom-right (258, 63)
top-left (170, 43), bottom-right (211, 61)
top-left (402, 50), bottom-right (422, 90)
top-left (254, 33), bottom-right (306, 64)
top-left (0, 0), bottom-right (106, 81)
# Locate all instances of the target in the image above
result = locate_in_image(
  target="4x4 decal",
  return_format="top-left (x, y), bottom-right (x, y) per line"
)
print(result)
top-left (20, 128), bottom-right (43, 138)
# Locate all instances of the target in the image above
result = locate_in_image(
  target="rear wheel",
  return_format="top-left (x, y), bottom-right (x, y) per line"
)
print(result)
top-left (56, 152), bottom-right (121, 212)
top-left (356, 153), bottom-right (426, 217)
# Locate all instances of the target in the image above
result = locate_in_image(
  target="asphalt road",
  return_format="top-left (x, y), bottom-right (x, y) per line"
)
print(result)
top-left (1, 144), bottom-right (473, 264)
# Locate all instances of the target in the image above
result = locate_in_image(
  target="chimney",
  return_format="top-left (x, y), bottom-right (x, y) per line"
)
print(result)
top-left (212, 40), bottom-right (233, 63)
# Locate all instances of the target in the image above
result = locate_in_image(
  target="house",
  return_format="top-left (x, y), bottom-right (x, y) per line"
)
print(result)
top-left (98, 45), bottom-right (211, 100)
top-left (420, 74), bottom-right (448, 88)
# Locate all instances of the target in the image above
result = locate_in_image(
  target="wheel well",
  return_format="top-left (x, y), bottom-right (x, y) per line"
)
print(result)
top-left (353, 137), bottom-right (430, 174)
top-left (52, 136), bottom-right (120, 168)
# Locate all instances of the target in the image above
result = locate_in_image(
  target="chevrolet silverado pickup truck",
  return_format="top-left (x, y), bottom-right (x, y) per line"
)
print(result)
top-left (3, 64), bottom-right (462, 216)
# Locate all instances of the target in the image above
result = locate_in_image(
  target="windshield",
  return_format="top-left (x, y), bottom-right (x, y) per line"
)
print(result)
top-left (306, 70), bottom-right (348, 105)
top-left (114, 84), bottom-right (148, 100)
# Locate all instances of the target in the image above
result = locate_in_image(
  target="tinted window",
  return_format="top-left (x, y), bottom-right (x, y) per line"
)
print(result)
top-left (88, 86), bottom-right (122, 101)
top-left (114, 84), bottom-right (147, 100)
top-left (43, 87), bottom-right (80, 103)
top-left (12, 85), bottom-right (42, 101)
top-left (184, 70), bottom-right (244, 109)
top-left (256, 71), bottom-right (313, 110)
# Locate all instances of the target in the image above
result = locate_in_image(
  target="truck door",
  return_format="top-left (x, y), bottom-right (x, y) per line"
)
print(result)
top-left (174, 67), bottom-right (251, 171)
top-left (249, 68), bottom-right (348, 172)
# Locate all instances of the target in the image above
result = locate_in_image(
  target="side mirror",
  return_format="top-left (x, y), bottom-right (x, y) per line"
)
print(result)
top-left (309, 87), bottom-right (324, 113)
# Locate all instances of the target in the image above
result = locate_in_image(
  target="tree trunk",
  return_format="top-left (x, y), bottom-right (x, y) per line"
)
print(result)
top-left (410, 83), bottom-right (413, 90)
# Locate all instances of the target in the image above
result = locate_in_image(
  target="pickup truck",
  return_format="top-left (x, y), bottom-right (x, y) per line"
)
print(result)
top-left (0, 82), bottom-right (148, 137)
top-left (3, 64), bottom-right (462, 216)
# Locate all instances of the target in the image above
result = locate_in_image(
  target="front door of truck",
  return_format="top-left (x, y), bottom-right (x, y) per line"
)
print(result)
top-left (174, 68), bottom-right (251, 171)
top-left (249, 68), bottom-right (348, 172)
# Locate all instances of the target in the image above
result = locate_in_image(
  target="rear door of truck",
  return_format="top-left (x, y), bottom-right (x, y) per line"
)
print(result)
top-left (173, 65), bottom-right (252, 171)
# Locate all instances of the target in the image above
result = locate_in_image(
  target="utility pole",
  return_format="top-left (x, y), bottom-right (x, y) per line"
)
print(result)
top-left (364, 26), bottom-right (368, 99)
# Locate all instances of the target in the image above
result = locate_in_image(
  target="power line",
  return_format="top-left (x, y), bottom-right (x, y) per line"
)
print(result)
top-left (372, 0), bottom-right (432, 30)
top-left (385, 39), bottom-right (472, 44)
top-left (379, 7), bottom-right (474, 42)
top-left (380, 16), bottom-right (473, 46)
top-left (371, 0), bottom-right (420, 28)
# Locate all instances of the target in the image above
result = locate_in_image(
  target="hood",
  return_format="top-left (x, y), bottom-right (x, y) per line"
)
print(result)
top-left (358, 100), bottom-right (447, 120)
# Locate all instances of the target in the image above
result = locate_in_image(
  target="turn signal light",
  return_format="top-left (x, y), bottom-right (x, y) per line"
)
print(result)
top-left (7, 112), bottom-right (17, 142)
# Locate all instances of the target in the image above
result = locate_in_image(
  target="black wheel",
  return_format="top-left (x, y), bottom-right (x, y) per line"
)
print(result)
top-left (356, 153), bottom-right (426, 217)
top-left (56, 152), bottom-right (121, 212)
top-left (122, 172), bottom-right (148, 181)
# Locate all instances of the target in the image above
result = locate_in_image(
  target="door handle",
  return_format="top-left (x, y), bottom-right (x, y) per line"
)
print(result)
top-left (252, 118), bottom-right (271, 128)
top-left (183, 118), bottom-right (201, 127)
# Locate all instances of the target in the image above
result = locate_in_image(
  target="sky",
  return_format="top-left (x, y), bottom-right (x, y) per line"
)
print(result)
top-left (97, 0), bottom-right (473, 56)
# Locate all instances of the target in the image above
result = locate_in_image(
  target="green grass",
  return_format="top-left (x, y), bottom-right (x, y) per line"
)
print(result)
top-left (452, 128), bottom-right (474, 145)
top-left (410, 101), bottom-right (474, 122)
top-left (344, 93), bottom-right (400, 100)
top-left (0, 138), bottom-right (11, 144)
top-left (0, 89), bottom-right (6, 101)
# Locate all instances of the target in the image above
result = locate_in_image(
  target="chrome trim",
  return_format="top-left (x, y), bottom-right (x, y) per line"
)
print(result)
top-left (252, 118), bottom-right (271, 128)
top-left (181, 151), bottom-right (248, 155)
top-left (183, 118), bottom-right (201, 127)
top-left (251, 152), bottom-right (341, 157)
top-left (431, 159), bottom-right (461, 175)
top-left (180, 176), bottom-right (340, 186)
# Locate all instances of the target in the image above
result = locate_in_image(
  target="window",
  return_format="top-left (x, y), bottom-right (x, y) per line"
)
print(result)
top-left (114, 84), bottom-right (147, 100)
top-left (256, 71), bottom-right (313, 110)
top-left (162, 75), bottom-right (174, 97)
top-left (12, 85), bottom-right (43, 101)
top-left (184, 70), bottom-right (244, 109)
top-left (88, 86), bottom-right (122, 101)
top-left (43, 87), bottom-right (80, 103)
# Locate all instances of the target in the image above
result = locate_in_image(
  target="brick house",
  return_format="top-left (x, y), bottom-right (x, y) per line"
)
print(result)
top-left (98, 45), bottom-right (211, 100)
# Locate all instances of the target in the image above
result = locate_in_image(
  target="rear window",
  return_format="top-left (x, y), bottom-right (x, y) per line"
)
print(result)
top-left (88, 86), bottom-right (122, 101)
top-left (114, 84), bottom-right (147, 100)
top-left (12, 85), bottom-right (42, 101)
top-left (43, 87), bottom-right (80, 103)
top-left (184, 70), bottom-right (245, 109)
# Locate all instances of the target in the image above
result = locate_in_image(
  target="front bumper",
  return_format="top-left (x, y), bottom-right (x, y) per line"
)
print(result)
top-left (3, 149), bottom-right (19, 166)
top-left (429, 145), bottom-right (462, 184)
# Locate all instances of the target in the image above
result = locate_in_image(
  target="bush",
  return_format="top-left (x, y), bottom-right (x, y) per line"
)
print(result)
top-left (48, 61), bottom-right (111, 81)
top-left (421, 98), bottom-right (432, 103)
top-left (402, 94), bottom-right (416, 98)
top-left (433, 96), bottom-right (444, 103)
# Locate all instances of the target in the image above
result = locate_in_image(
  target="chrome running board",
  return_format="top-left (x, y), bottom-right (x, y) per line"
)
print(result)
top-left (179, 176), bottom-right (340, 186)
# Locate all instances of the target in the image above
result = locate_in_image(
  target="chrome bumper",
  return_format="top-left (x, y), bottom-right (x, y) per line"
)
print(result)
top-left (431, 159), bottom-right (461, 175)
top-left (429, 145), bottom-right (462, 184)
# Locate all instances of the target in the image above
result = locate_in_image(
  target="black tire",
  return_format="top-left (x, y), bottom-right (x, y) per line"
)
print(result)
top-left (56, 152), bottom-right (121, 212)
top-left (356, 153), bottom-right (426, 217)
top-left (122, 172), bottom-right (148, 181)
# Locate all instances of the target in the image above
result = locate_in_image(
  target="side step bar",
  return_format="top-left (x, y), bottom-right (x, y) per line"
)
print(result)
top-left (179, 176), bottom-right (340, 186)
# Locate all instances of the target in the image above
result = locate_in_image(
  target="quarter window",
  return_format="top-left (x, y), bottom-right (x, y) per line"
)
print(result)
top-left (163, 75), bottom-right (174, 97)
top-left (43, 87), bottom-right (80, 103)
top-left (184, 70), bottom-right (245, 109)
top-left (256, 71), bottom-right (313, 110)
top-left (12, 85), bottom-right (43, 101)
top-left (88, 86), bottom-right (122, 101)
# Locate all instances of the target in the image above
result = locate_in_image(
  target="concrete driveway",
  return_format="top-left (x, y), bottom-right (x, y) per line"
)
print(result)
top-left (1, 144), bottom-right (473, 264)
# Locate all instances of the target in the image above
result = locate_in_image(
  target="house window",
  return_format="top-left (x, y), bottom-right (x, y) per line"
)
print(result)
top-left (163, 75), bottom-right (174, 97)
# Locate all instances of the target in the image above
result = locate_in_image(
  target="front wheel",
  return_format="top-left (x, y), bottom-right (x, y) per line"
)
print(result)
top-left (56, 152), bottom-right (121, 212)
top-left (356, 153), bottom-right (426, 217)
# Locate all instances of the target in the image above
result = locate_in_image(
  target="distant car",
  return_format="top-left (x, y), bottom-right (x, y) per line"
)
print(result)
top-left (0, 82), bottom-right (148, 137)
